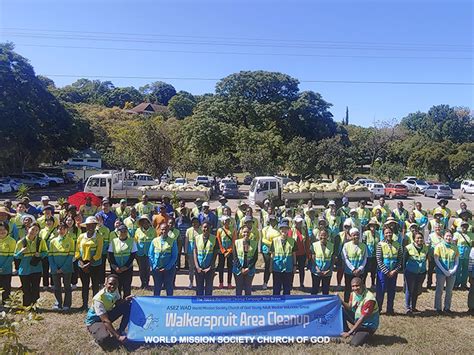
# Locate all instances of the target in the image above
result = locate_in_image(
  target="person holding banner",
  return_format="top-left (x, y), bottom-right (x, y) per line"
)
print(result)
top-left (86, 274), bottom-right (133, 349)
top-left (149, 222), bottom-right (178, 296)
top-left (193, 222), bottom-right (219, 296)
top-left (270, 219), bottom-right (297, 295)
top-left (309, 229), bottom-right (335, 295)
top-left (233, 226), bottom-right (258, 295)
top-left (340, 277), bottom-right (379, 346)
top-left (342, 228), bottom-right (367, 302)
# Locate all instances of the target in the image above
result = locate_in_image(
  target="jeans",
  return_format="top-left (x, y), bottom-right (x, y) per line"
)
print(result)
top-left (195, 270), bottom-right (215, 296)
top-left (468, 275), bottom-right (474, 311)
top-left (79, 265), bottom-right (102, 308)
top-left (111, 268), bottom-right (133, 297)
top-left (311, 273), bottom-right (331, 295)
top-left (426, 255), bottom-right (435, 287)
top-left (434, 273), bottom-right (456, 311)
top-left (217, 253), bottom-right (233, 285)
top-left (235, 273), bottom-right (254, 295)
top-left (272, 271), bottom-right (293, 295)
top-left (455, 259), bottom-right (469, 287)
top-left (136, 255), bottom-right (150, 288)
top-left (19, 272), bottom-right (42, 306)
top-left (177, 238), bottom-right (183, 269)
top-left (152, 268), bottom-right (176, 296)
top-left (262, 253), bottom-right (272, 284)
top-left (0, 274), bottom-right (12, 304)
top-left (363, 257), bottom-right (377, 287)
top-left (100, 255), bottom-right (108, 285)
top-left (404, 271), bottom-right (425, 311)
top-left (295, 255), bottom-right (306, 287)
top-left (52, 272), bottom-right (72, 308)
top-left (41, 258), bottom-right (53, 287)
top-left (376, 271), bottom-right (397, 313)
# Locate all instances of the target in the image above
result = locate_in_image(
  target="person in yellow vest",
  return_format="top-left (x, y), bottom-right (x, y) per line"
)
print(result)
top-left (0, 221), bottom-right (16, 304)
top-left (325, 200), bottom-right (341, 240)
top-left (453, 221), bottom-right (473, 289)
top-left (338, 197), bottom-right (351, 221)
top-left (391, 201), bottom-right (409, 232)
top-left (309, 229), bottom-right (335, 295)
top-left (291, 215), bottom-right (310, 290)
top-left (456, 202), bottom-right (472, 219)
top-left (85, 274), bottom-right (133, 348)
top-left (149, 222), bottom-right (178, 296)
top-left (216, 216), bottom-right (236, 289)
top-left (451, 210), bottom-right (473, 233)
top-left (108, 224), bottom-right (136, 298)
top-left (260, 204), bottom-right (274, 229)
top-left (305, 207), bottom-right (318, 241)
top-left (346, 209), bottom-right (361, 234)
top-left (58, 200), bottom-right (70, 221)
top-left (65, 215), bottom-right (81, 290)
top-left (114, 199), bottom-right (131, 222)
top-left (233, 225), bottom-right (259, 295)
top-left (405, 222), bottom-right (419, 245)
top-left (413, 202), bottom-right (428, 232)
top-left (95, 213), bottom-right (111, 286)
top-left (134, 215), bottom-right (156, 289)
top-left (39, 216), bottom-right (57, 290)
top-left (261, 214), bottom-right (279, 290)
top-left (362, 218), bottom-right (380, 288)
top-left (337, 220), bottom-right (353, 290)
top-left (37, 205), bottom-right (59, 229)
top-left (185, 217), bottom-right (201, 289)
top-left (216, 197), bottom-right (228, 219)
top-left (76, 216), bottom-right (104, 310)
top-left (371, 197), bottom-right (391, 220)
top-left (123, 207), bottom-right (139, 237)
top-left (403, 231), bottom-right (428, 314)
top-left (356, 200), bottom-right (372, 232)
top-left (234, 201), bottom-right (248, 230)
top-left (239, 215), bottom-right (260, 242)
top-left (193, 222), bottom-right (219, 296)
top-left (403, 211), bottom-right (417, 237)
top-left (12, 202), bottom-right (27, 229)
top-left (433, 230), bottom-right (459, 313)
top-left (134, 194), bottom-right (155, 219)
top-left (79, 196), bottom-right (98, 220)
top-left (428, 211), bottom-right (445, 234)
top-left (432, 199), bottom-right (451, 231)
top-left (271, 219), bottom-right (297, 295)
top-left (342, 228), bottom-right (367, 302)
top-left (191, 198), bottom-right (203, 219)
top-left (49, 222), bottom-right (75, 311)
top-left (427, 222), bottom-right (444, 289)
top-left (340, 277), bottom-right (379, 346)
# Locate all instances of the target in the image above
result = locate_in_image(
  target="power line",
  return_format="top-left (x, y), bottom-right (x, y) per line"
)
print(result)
top-left (14, 43), bottom-right (472, 61)
top-left (42, 74), bottom-right (474, 85)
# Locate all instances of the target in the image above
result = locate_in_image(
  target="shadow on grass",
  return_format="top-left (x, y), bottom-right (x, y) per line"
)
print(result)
top-left (369, 334), bottom-right (408, 346)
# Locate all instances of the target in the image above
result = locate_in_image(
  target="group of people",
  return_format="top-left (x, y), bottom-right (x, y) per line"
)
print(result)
top-left (0, 193), bottom-right (473, 345)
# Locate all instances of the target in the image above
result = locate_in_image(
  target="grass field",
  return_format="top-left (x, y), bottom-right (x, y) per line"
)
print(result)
top-left (13, 285), bottom-right (473, 354)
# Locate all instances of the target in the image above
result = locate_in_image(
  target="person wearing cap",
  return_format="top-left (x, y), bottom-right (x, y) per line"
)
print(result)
top-left (271, 219), bottom-right (297, 295)
top-left (391, 201), bottom-right (409, 231)
top-left (175, 208), bottom-right (191, 270)
top-left (338, 197), bottom-right (351, 220)
top-left (80, 196), bottom-right (98, 220)
top-left (39, 196), bottom-right (53, 214)
top-left (405, 222), bottom-right (419, 245)
top-left (346, 209), bottom-right (361, 232)
top-left (14, 222), bottom-right (48, 306)
top-left (109, 219), bottom-right (125, 242)
top-left (0, 206), bottom-right (19, 241)
top-left (161, 196), bottom-right (174, 215)
top-left (0, 221), bottom-right (16, 304)
top-left (428, 211), bottom-right (445, 234)
top-left (49, 221), bottom-right (75, 311)
top-left (376, 227), bottom-right (403, 315)
top-left (20, 197), bottom-right (40, 218)
top-left (337, 220), bottom-right (353, 289)
top-left (427, 222), bottom-right (444, 289)
top-left (65, 215), bottom-right (81, 289)
top-left (371, 197), bottom-right (391, 221)
top-left (191, 198), bottom-right (203, 219)
top-left (325, 201), bottom-right (342, 241)
top-left (17, 214), bottom-right (35, 241)
top-left (114, 199), bottom-right (130, 222)
top-left (76, 216), bottom-right (104, 309)
top-left (261, 214), bottom-right (279, 290)
top-left (134, 194), bottom-right (155, 219)
top-left (290, 215), bottom-right (310, 290)
top-left (198, 202), bottom-right (218, 234)
top-left (3, 200), bottom-right (15, 214)
top-left (95, 213), bottom-right (113, 286)
top-left (362, 218), bottom-right (380, 288)
top-left (260, 199), bottom-right (272, 227)
top-left (123, 207), bottom-right (139, 237)
top-left (149, 222), bottom-right (177, 296)
top-left (134, 215), bottom-right (156, 289)
top-left (37, 205), bottom-right (59, 230)
top-left (216, 216), bottom-right (236, 289)
top-left (305, 207), bottom-right (318, 240)
top-left (340, 277), bottom-right (379, 346)
top-left (342, 228), bottom-right (367, 302)
top-left (356, 200), bottom-right (372, 231)
top-left (382, 217), bottom-right (403, 246)
top-left (453, 221), bottom-right (473, 289)
top-left (233, 225), bottom-right (258, 295)
top-left (216, 197), bottom-right (229, 219)
top-left (403, 231), bottom-right (428, 314)
top-left (235, 201), bottom-right (248, 230)
top-left (96, 199), bottom-right (117, 232)
top-left (413, 202), bottom-right (428, 233)
top-left (58, 200), bottom-right (70, 221)
top-left (432, 199), bottom-right (451, 230)
top-left (175, 200), bottom-right (190, 219)
top-left (433, 230), bottom-right (459, 313)
top-left (12, 202), bottom-right (27, 229)
top-left (194, 221), bottom-right (219, 295)
top-left (309, 229), bottom-right (335, 295)
top-left (39, 216), bottom-right (58, 290)
top-left (452, 210), bottom-right (473, 233)
top-left (278, 199), bottom-right (294, 219)
top-left (152, 204), bottom-right (169, 229)
top-left (239, 209), bottom-right (260, 240)
top-left (185, 217), bottom-right (201, 289)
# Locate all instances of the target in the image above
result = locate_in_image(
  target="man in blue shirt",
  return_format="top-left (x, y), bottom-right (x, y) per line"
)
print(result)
top-left (96, 199), bottom-right (117, 231)
top-left (22, 197), bottom-right (41, 217)
top-left (161, 196), bottom-right (174, 215)
top-left (198, 202), bottom-right (218, 233)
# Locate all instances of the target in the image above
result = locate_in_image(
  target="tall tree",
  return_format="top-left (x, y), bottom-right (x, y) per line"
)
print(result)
top-left (139, 81), bottom-right (176, 105)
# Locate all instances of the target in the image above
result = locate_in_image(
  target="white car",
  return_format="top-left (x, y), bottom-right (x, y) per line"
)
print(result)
top-left (356, 178), bottom-right (375, 186)
top-left (367, 183), bottom-right (386, 198)
top-left (402, 179), bottom-right (430, 193)
top-left (174, 178), bottom-right (188, 186)
top-left (24, 172), bottom-right (65, 186)
top-left (0, 182), bottom-right (12, 193)
top-left (219, 177), bottom-right (234, 191)
top-left (133, 173), bottom-right (159, 186)
top-left (0, 178), bottom-right (21, 191)
top-left (461, 180), bottom-right (474, 194)
top-left (8, 174), bottom-right (48, 188)
top-left (195, 176), bottom-right (211, 187)
top-left (401, 176), bottom-right (418, 183)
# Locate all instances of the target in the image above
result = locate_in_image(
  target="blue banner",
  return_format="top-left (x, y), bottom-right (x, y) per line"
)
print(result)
top-left (127, 295), bottom-right (343, 344)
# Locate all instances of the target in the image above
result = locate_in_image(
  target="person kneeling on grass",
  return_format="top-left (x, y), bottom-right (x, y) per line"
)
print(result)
top-left (340, 277), bottom-right (379, 346)
top-left (85, 274), bottom-right (133, 349)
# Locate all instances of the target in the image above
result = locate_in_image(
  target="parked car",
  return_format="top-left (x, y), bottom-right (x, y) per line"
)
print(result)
top-left (24, 172), bottom-right (65, 186)
top-left (7, 174), bottom-right (48, 188)
top-left (219, 177), bottom-right (234, 191)
top-left (133, 173), bottom-right (159, 186)
top-left (222, 182), bottom-right (240, 199)
top-left (0, 178), bottom-right (21, 191)
top-left (356, 178), bottom-right (375, 186)
top-left (174, 178), bottom-right (188, 186)
top-left (243, 175), bottom-right (254, 185)
top-left (195, 176), bottom-right (212, 187)
top-left (424, 184), bottom-right (454, 199)
top-left (0, 182), bottom-right (12, 194)
top-left (460, 180), bottom-right (474, 194)
top-left (384, 183), bottom-right (409, 199)
top-left (366, 183), bottom-right (385, 198)
top-left (402, 179), bottom-right (430, 193)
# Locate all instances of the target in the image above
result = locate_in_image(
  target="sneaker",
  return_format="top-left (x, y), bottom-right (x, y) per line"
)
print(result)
top-left (406, 309), bottom-right (412, 315)
top-left (412, 308), bottom-right (420, 313)
top-left (218, 283), bottom-right (224, 289)
top-left (52, 304), bottom-right (62, 311)
top-left (436, 310), bottom-right (443, 315)
top-left (188, 283), bottom-right (193, 290)
top-left (262, 283), bottom-right (268, 290)
top-left (444, 309), bottom-right (453, 314)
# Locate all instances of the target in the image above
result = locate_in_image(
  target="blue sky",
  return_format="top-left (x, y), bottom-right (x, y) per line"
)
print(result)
top-left (1, 0), bottom-right (472, 126)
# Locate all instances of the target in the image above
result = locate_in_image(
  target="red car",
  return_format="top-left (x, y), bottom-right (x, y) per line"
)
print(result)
top-left (385, 183), bottom-right (409, 199)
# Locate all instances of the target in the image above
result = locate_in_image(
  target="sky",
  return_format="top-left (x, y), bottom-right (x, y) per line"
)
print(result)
top-left (0, 0), bottom-right (473, 127)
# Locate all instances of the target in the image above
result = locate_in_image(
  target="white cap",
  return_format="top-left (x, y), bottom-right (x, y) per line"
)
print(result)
top-left (343, 218), bottom-right (353, 227)
top-left (221, 215), bottom-right (230, 222)
top-left (328, 200), bottom-right (336, 206)
top-left (294, 216), bottom-right (304, 223)
top-left (349, 227), bottom-right (360, 235)
top-left (263, 199), bottom-right (270, 205)
top-left (202, 202), bottom-right (210, 207)
top-left (41, 196), bottom-right (50, 201)
top-left (81, 216), bottom-right (98, 226)
top-left (350, 208), bottom-right (357, 214)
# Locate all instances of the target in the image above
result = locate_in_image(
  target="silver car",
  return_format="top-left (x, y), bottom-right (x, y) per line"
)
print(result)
top-left (424, 184), bottom-right (453, 199)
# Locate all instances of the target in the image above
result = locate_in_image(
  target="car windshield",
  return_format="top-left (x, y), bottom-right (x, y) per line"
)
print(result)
top-left (416, 180), bottom-right (428, 185)
top-left (440, 186), bottom-right (451, 191)
top-left (225, 183), bottom-right (237, 189)
top-left (395, 184), bottom-right (405, 188)
top-left (176, 179), bottom-right (185, 183)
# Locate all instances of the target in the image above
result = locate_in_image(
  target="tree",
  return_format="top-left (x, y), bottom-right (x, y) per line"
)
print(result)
top-left (168, 93), bottom-right (196, 119)
top-left (285, 137), bottom-right (319, 178)
top-left (314, 136), bottom-right (355, 179)
top-left (103, 86), bottom-right (143, 108)
top-left (371, 162), bottom-right (406, 182)
top-left (139, 81), bottom-right (176, 105)
top-left (345, 106), bottom-right (349, 125)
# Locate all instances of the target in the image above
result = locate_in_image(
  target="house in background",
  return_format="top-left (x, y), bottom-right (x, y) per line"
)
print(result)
top-left (125, 102), bottom-right (169, 115)
top-left (67, 148), bottom-right (102, 168)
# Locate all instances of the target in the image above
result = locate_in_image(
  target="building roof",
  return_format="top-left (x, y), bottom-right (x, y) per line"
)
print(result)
top-left (126, 102), bottom-right (169, 115)
top-left (71, 148), bottom-right (102, 159)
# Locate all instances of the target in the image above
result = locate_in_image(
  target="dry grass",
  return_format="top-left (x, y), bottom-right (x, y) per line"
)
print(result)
top-left (14, 285), bottom-right (474, 354)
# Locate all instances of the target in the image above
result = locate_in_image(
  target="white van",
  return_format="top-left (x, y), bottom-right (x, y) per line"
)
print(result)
top-left (84, 172), bottom-right (123, 198)
top-left (461, 180), bottom-right (474, 194)
top-left (248, 176), bottom-right (281, 205)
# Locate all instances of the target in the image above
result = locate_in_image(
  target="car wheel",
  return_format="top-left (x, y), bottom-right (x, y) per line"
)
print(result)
top-left (434, 193), bottom-right (439, 199)
top-left (461, 188), bottom-right (466, 193)
top-left (415, 187), bottom-right (420, 193)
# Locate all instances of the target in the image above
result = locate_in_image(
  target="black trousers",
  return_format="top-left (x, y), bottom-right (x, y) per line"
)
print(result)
top-left (295, 255), bottom-right (306, 287)
top-left (111, 268), bottom-right (133, 298)
top-left (311, 273), bottom-right (331, 295)
top-left (71, 260), bottom-right (79, 285)
top-left (0, 274), bottom-right (12, 304)
top-left (262, 253), bottom-right (272, 284)
top-left (19, 272), bottom-right (42, 306)
top-left (195, 270), bottom-right (215, 296)
top-left (343, 307), bottom-right (376, 346)
top-left (363, 258), bottom-right (377, 287)
top-left (217, 254), bottom-right (233, 285)
top-left (41, 258), bottom-right (53, 287)
top-left (272, 271), bottom-right (293, 295)
top-left (79, 265), bottom-right (102, 308)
